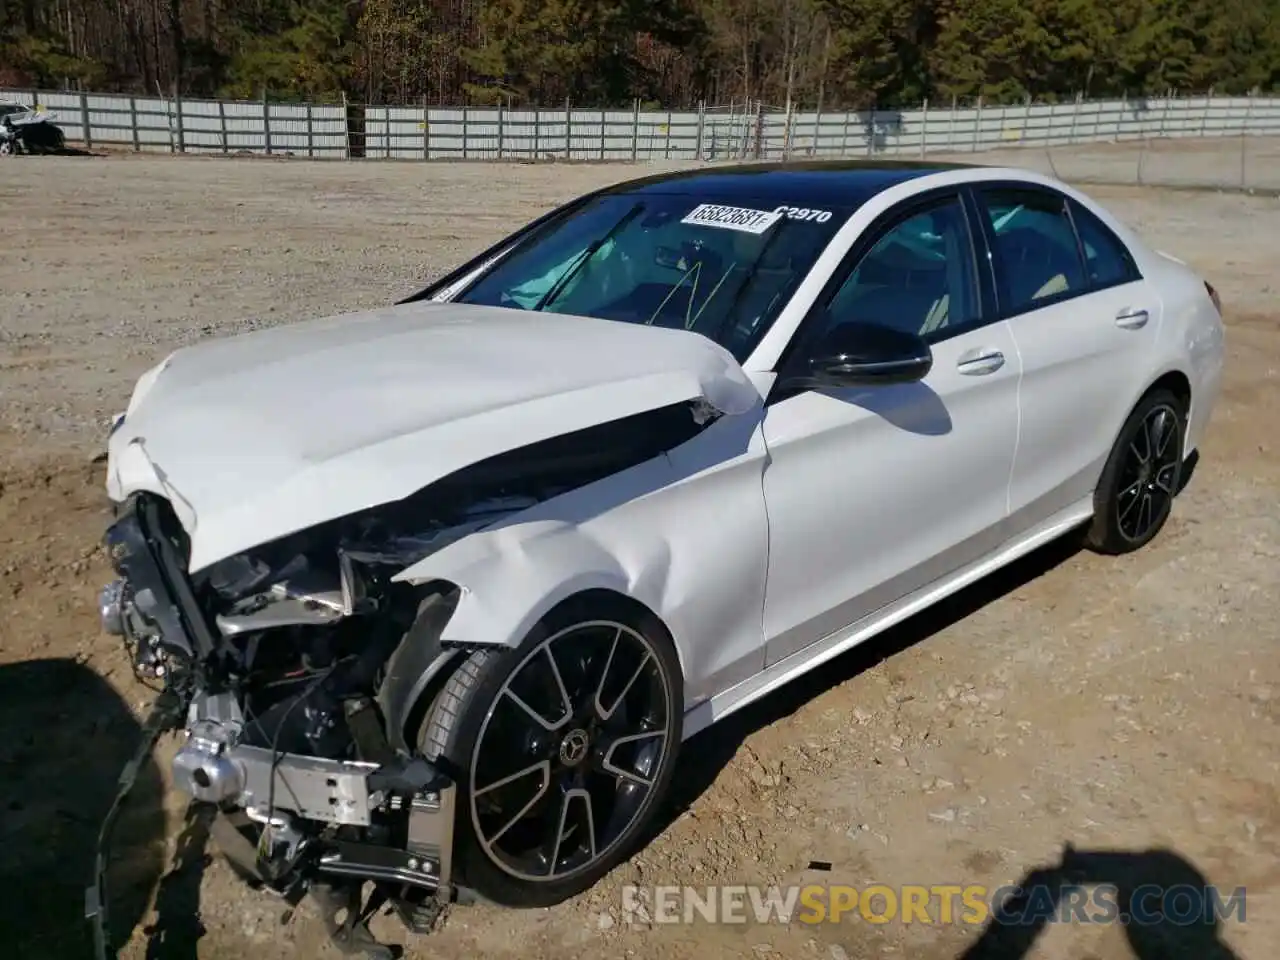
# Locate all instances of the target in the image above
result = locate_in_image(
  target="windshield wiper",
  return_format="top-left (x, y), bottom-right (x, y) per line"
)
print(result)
top-left (709, 217), bottom-right (790, 345)
top-left (533, 202), bottom-right (645, 312)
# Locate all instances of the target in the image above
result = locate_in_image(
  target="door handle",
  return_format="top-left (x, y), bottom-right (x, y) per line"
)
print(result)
top-left (1115, 308), bottom-right (1150, 329)
top-left (956, 349), bottom-right (1006, 376)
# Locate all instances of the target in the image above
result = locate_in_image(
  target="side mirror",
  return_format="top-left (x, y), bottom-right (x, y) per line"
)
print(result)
top-left (800, 323), bottom-right (933, 389)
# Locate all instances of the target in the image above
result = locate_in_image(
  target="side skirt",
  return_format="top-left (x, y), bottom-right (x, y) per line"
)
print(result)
top-left (682, 496), bottom-right (1095, 740)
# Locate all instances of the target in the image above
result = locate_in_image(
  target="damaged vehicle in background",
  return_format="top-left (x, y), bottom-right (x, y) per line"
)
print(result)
top-left (92, 161), bottom-right (1225, 957)
top-left (0, 100), bottom-right (66, 154)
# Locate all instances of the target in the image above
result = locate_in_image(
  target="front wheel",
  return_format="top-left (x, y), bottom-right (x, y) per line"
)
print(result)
top-left (418, 592), bottom-right (683, 907)
top-left (1084, 388), bottom-right (1186, 555)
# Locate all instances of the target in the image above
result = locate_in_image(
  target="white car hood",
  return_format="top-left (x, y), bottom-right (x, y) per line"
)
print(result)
top-left (107, 301), bottom-right (760, 573)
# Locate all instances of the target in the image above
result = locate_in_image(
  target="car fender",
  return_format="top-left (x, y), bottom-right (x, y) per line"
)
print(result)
top-left (1140, 253), bottom-right (1225, 454)
top-left (401, 518), bottom-right (652, 652)
top-left (390, 407), bottom-right (772, 721)
top-left (375, 517), bottom-right (672, 753)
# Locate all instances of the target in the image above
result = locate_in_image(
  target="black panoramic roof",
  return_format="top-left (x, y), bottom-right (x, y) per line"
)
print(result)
top-left (601, 159), bottom-right (978, 207)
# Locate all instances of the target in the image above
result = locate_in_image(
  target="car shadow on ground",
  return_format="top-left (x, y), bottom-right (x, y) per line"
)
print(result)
top-left (956, 844), bottom-right (1242, 960)
top-left (649, 531), bottom-right (1086, 842)
top-left (0, 657), bottom-right (207, 959)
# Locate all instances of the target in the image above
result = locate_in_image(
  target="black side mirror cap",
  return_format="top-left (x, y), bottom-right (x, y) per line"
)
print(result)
top-left (783, 322), bottom-right (933, 391)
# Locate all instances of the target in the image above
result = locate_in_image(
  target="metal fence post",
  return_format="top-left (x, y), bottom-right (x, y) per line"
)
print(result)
top-left (841, 110), bottom-right (850, 155)
top-left (129, 96), bottom-right (140, 152)
top-left (461, 104), bottom-right (469, 159)
top-left (696, 101), bottom-right (705, 160)
top-left (747, 99), bottom-right (757, 160)
top-left (175, 91), bottom-right (185, 152)
top-left (1137, 97), bottom-right (1147, 185)
top-left (630, 99), bottom-right (639, 161)
top-left (1240, 91), bottom-right (1253, 188)
top-left (565, 98), bottom-right (572, 160)
top-left (665, 109), bottom-right (672, 159)
top-left (1068, 91), bottom-right (1081, 143)
top-left (79, 92), bottom-right (91, 150)
top-left (1022, 93), bottom-right (1032, 145)
top-left (972, 95), bottom-right (983, 151)
top-left (341, 91), bottom-right (351, 160)
top-left (920, 98), bottom-right (928, 157)
top-left (162, 88), bottom-right (175, 153)
top-left (423, 96), bottom-right (430, 160)
top-left (497, 99), bottom-right (504, 159)
top-left (1200, 88), bottom-right (1212, 139)
top-left (599, 107), bottom-right (606, 160)
top-left (1159, 89), bottom-right (1171, 139)
top-left (262, 90), bottom-right (272, 155)
top-left (170, 85), bottom-right (185, 152)
top-left (305, 102), bottom-right (314, 158)
top-left (219, 99), bottom-right (228, 153)
top-left (533, 107), bottom-right (540, 159)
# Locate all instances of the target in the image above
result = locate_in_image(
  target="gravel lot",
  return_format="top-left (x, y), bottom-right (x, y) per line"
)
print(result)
top-left (0, 143), bottom-right (1277, 960)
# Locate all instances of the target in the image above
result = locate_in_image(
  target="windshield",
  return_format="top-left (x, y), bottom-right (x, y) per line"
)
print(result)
top-left (453, 193), bottom-right (851, 361)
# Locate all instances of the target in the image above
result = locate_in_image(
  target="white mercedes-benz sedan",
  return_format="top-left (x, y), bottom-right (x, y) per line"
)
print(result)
top-left (93, 161), bottom-right (1224, 952)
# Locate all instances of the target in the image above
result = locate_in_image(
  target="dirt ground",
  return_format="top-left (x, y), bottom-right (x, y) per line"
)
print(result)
top-left (0, 146), bottom-right (1277, 960)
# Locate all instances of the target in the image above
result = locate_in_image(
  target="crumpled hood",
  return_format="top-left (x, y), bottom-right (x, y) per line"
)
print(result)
top-left (107, 301), bottom-right (760, 572)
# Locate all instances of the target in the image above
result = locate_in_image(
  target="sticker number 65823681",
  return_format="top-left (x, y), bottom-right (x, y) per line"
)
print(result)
top-left (774, 206), bottom-right (832, 223)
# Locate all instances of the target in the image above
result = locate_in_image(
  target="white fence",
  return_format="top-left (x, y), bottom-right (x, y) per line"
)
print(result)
top-left (4, 89), bottom-right (1280, 161)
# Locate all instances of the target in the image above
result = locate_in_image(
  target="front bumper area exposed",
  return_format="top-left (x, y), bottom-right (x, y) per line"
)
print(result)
top-left (90, 494), bottom-right (458, 959)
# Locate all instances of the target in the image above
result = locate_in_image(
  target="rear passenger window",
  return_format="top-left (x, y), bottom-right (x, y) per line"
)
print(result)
top-left (981, 189), bottom-right (1086, 315)
top-left (1070, 202), bottom-right (1140, 288)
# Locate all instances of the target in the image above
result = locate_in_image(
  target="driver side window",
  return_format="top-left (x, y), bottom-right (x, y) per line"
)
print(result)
top-left (820, 197), bottom-right (980, 346)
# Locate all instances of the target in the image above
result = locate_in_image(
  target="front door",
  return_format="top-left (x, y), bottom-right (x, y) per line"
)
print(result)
top-left (759, 191), bottom-right (1022, 666)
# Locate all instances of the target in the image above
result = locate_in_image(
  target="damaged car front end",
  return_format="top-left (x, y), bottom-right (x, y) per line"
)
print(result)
top-left (86, 301), bottom-right (760, 957)
top-left (91, 490), bottom-right (476, 957)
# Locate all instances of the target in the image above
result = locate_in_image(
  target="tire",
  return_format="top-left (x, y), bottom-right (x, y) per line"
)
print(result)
top-left (418, 591), bottom-right (683, 907)
top-left (1083, 388), bottom-right (1186, 555)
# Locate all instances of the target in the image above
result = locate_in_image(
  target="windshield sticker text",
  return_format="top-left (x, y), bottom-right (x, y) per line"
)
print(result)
top-left (681, 203), bottom-right (783, 234)
top-left (774, 206), bottom-right (833, 223)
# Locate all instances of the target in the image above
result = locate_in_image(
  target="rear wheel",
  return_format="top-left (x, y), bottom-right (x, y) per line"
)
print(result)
top-left (418, 592), bottom-right (682, 907)
top-left (1084, 388), bottom-right (1186, 555)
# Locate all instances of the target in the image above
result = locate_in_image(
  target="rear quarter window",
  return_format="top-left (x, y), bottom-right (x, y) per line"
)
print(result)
top-left (1069, 201), bottom-right (1141, 287)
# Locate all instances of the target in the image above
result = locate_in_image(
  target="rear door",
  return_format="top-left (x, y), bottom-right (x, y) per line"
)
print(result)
top-left (971, 184), bottom-right (1163, 527)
